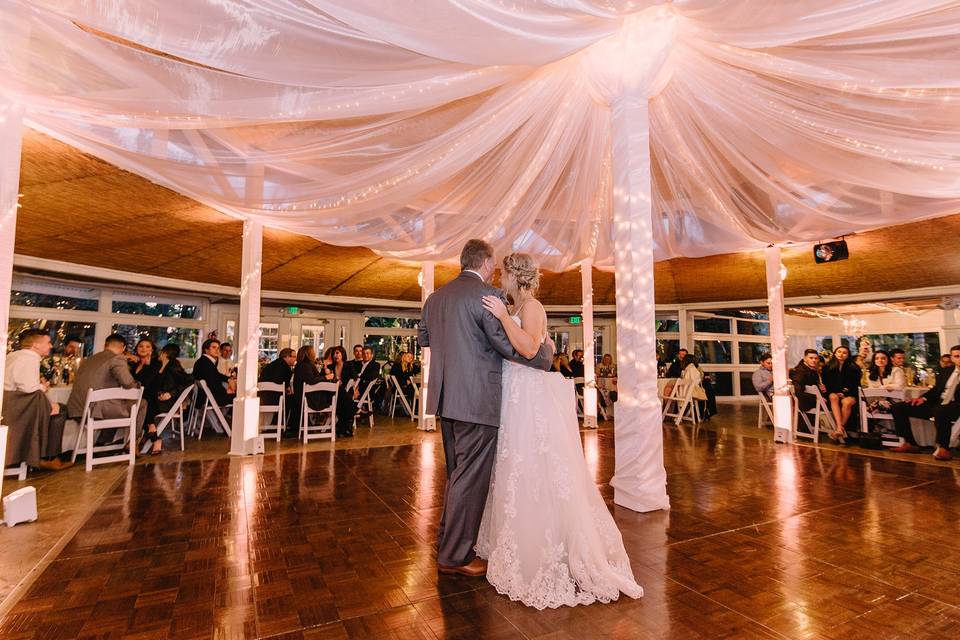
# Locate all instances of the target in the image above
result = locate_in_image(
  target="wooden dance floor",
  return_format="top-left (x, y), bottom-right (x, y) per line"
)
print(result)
top-left (1, 422), bottom-right (959, 639)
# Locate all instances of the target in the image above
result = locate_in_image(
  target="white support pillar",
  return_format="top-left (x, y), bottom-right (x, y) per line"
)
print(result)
top-left (765, 245), bottom-right (793, 443)
top-left (608, 95), bottom-right (669, 512)
top-left (418, 262), bottom-right (436, 431)
top-left (0, 99), bottom-right (24, 420)
top-left (580, 259), bottom-right (598, 429)
top-left (231, 219), bottom-right (264, 456)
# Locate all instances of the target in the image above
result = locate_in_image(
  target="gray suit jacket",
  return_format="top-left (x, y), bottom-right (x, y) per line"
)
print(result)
top-left (418, 271), bottom-right (553, 427)
top-left (67, 350), bottom-right (139, 419)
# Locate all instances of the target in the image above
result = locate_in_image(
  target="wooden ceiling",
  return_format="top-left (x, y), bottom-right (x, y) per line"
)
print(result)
top-left (14, 129), bottom-right (960, 306)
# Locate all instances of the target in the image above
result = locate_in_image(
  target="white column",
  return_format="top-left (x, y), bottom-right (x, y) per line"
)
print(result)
top-left (0, 99), bottom-right (24, 420)
top-left (765, 245), bottom-right (793, 443)
top-left (580, 259), bottom-right (598, 429)
top-left (608, 95), bottom-right (669, 512)
top-left (231, 219), bottom-right (264, 456)
top-left (418, 261), bottom-right (436, 431)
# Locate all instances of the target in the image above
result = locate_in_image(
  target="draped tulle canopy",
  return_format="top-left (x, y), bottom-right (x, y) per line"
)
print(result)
top-left (3, 0), bottom-right (960, 270)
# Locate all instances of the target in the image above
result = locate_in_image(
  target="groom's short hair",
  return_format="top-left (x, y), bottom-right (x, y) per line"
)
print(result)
top-left (460, 239), bottom-right (494, 271)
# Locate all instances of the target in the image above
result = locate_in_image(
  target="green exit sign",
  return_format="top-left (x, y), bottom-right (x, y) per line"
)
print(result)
top-left (569, 316), bottom-right (582, 325)
top-left (286, 306), bottom-right (300, 315)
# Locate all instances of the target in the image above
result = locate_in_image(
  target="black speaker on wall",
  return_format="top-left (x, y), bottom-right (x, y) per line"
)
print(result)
top-left (813, 239), bottom-right (849, 264)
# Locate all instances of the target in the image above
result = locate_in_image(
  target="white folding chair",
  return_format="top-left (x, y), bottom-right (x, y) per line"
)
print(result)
top-left (757, 392), bottom-right (775, 429)
top-left (257, 382), bottom-right (286, 442)
top-left (574, 377), bottom-right (608, 422)
top-left (662, 379), bottom-right (700, 426)
top-left (3, 463), bottom-right (27, 481)
top-left (301, 382), bottom-right (338, 443)
top-left (792, 384), bottom-right (836, 442)
top-left (859, 387), bottom-right (904, 447)
top-left (153, 384), bottom-right (196, 452)
top-left (193, 379), bottom-right (232, 440)
top-left (72, 387), bottom-right (143, 472)
top-left (389, 375), bottom-right (419, 421)
top-left (353, 379), bottom-right (377, 428)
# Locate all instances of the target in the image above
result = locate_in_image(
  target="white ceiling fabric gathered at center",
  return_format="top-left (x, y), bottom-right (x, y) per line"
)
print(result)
top-left (2, 0), bottom-right (960, 270)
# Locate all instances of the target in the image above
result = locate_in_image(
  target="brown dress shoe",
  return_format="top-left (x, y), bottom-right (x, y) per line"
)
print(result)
top-left (438, 558), bottom-right (487, 577)
top-left (933, 447), bottom-right (954, 461)
top-left (891, 443), bottom-right (921, 454)
top-left (37, 458), bottom-right (73, 471)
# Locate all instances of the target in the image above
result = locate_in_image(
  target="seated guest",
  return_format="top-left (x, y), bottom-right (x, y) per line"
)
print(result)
top-left (192, 338), bottom-right (235, 408)
top-left (663, 353), bottom-right (701, 399)
top-left (665, 349), bottom-right (688, 379)
top-left (889, 348), bottom-right (909, 385)
top-left (327, 345), bottom-right (348, 383)
top-left (68, 333), bottom-right (147, 439)
top-left (866, 350), bottom-right (906, 390)
top-left (217, 342), bottom-right (235, 377)
top-left (551, 353), bottom-right (574, 377)
top-left (938, 353), bottom-right (952, 372)
top-left (596, 353), bottom-right (618, 407)
top-left (345, 344), bottom-right (365, 380)
top-left (62, 335), bottom-right (85, 359)
top-left (569, 349), bottom-right (585, 379)
top-left (752, 354), bottom-right (774, 400)
top-left (143, 343), bottom-right (193, 455)
top-left (392, 351), bottom-right (421, 404)
top-left (890, 345), bottom-right (960, 460)
top-left (289, 345), bottom-right (332, 433)
top-left (3, 329), bottom-right (71, 471)
top-left (822, 345), bottom-right (861, 441)
top-left (790, 349), bottom-right (826, 413)
top-left (259, 347), bottom-right (296, 405)
top-left (354, 346), bottom-right (382, 409)
top-left (129, 338), bottom-right (159, 389)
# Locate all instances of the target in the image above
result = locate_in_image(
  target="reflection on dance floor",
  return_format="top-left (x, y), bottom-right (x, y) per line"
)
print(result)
top-left (1, 422), bottom-right (959, 639)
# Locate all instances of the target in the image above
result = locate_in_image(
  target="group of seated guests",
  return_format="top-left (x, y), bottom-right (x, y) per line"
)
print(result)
top-left (549, 350), bottom-right (619, 411)
top-left (3, 330), bottom-right (195, 472)
top-left (256, 343), bottom-right (420, 438)
top-left (754, 344), bottom-right (960, 461)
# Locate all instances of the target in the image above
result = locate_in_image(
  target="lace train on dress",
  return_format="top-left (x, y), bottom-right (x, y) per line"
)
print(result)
top-left (475, 358), bottom-right (643, 610)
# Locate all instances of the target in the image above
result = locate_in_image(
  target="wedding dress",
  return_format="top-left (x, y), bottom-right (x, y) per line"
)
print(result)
top-left (475, 315), bottom-right (643, 610)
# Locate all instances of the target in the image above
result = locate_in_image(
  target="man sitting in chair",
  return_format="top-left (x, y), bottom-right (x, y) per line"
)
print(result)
top-left (67, 333), bottom-right (147, 441)
top-left (353, 346), bottom-right (381, 419)
top-left (890, 344), bottom-right (960, 461)
top-left (192, 338), bottom-right (236, 410)
top-left (752, 354), bottom-right (774, 400)
top-left (789, 349), bottom-right (826, 413)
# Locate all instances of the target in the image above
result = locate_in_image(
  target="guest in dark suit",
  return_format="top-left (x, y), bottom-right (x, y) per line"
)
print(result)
top-left (339, 346), bottom-right (381, 431)
top-left (551, 354), bottom-right (574, 378)
top-left (790, 348), bottom-right (827, 421)
top-left (192, 338), bottom-right (234, 408)
top-left (891, 345), bottom-right (960, 460)
top-left (143, 343), bottom-right (193, 455)
top-left (569, 349), bottom-right (585, 379)
top-left (822, 345), bottom-right (861, 440)
top-left (258, 347), bottom-right (296, 420)
top-left (665, 349), bottom-right (689, 379)
top-left (345, 344), bottom-right (364, 381)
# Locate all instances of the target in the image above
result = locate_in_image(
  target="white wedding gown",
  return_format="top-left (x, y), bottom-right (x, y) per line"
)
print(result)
top-left (475, 316), bottom-right (643, 610)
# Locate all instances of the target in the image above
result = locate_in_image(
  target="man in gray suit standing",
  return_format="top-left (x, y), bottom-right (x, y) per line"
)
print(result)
top-left (419, 239), bottom-right (554, 577)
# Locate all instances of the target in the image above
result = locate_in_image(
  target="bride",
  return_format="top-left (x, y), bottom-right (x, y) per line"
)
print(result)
top-left (476, 252), bottom-right (643, 610)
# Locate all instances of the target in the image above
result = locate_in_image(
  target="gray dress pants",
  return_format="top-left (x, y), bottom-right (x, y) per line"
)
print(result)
top-left (437, 417), bottom-right (498, 567)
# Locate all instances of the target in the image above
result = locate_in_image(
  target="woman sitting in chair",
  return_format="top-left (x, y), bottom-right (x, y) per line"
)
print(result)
top-left (662, 353), bottom-right (702, 399)
top-left (289, 345), bottom-right (331, 431)
top-left (822, 345), bottom-right (862, 442)
top-left (392, 351), bottom-right (420, 404)
top-left (866, 350), bottom-right (906, 391)
top-left (142, 343), bottom-right (193, 455)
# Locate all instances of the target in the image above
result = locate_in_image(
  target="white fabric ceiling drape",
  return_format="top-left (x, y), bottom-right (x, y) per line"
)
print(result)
top-left (2, 0), bottom-right (960, 269)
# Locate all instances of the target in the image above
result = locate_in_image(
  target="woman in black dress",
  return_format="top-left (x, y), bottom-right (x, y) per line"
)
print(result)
top-left (392, 351), bottom-right (421, 407)
top-left (822, 345), bottom-right (862, 441)
top-left (289, 345), bottom-right (334, 432)
top-left (143, 343), bottom-right (192, 455)
top-left (129, 338), bottom-right (159, 389)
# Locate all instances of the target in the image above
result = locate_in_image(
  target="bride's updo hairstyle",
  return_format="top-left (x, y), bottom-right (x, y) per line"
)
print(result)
top-left (501, 252), bottom-right (540, 292)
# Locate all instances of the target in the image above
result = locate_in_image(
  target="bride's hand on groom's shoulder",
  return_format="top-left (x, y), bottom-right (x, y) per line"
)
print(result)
top-left (481, 295), bottom-right (509, 320)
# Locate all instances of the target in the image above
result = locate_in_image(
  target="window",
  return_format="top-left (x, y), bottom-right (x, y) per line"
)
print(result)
top-left (738, 342), bottom-right (771, 365)
top-left (693, 316), bottom-right (731, 334)
top-left (657, 339), bottom-right (681, 363)
top-left (259, 323), bottom-right (279, 363)
top-left (737, 320), bottom-right (770, 336)
top-left (8, 318), bottom-right (97, 355)
top-left (738, 371), bottom-right (758, 396)
top-left (112, 300), bottom-right (199, 318)
top-left (364, 334), bottom-right (419, 362)
top-left (364, 316), bottom-right (419, 329)
top-left (707, 371), bottom-right (734, 396)
top-left (11, 289), bottom-right (98, 312)
top-left (816, 336), bottom-right (833, 356)
top-left (225, 320), bottom-right (236, 343)
top-left (655, 316), bottom-right (680, 333)
top-left (549, 330), bottom-right (570, 356)
top-left (593, 329), bottom-right (605, 365)
top-left (112, 324), bottom-right (200, 359)
top-left (694, 340), bottom-right (732, 364)
top-left (863, 332), bottom-right (941, 371)
top-left (301, 325), bottom-right (325, 352)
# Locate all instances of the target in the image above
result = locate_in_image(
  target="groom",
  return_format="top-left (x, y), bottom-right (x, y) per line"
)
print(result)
top-left (419, 239), bottom-right (554, 577)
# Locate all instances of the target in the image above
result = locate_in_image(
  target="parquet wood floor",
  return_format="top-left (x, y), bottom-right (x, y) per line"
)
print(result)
top-left (1, 421), bottom-right (958, 639)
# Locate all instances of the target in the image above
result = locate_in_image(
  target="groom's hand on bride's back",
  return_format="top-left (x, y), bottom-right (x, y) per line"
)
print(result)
top-left (544, 334), bottom-right (556, 354)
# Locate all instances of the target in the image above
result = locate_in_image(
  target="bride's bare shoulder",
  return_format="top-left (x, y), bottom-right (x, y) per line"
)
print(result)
top-left (518, 298), bottom-right (546, 325)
